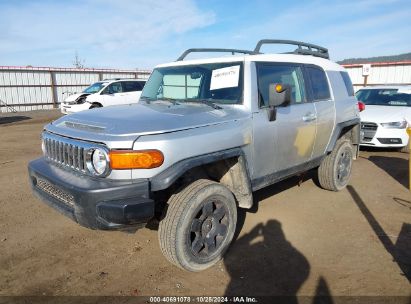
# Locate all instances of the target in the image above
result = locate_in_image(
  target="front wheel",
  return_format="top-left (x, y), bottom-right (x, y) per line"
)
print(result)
top-left (89, 103), bottom-right (102, 109)
top-left (158, 179), bottom-right (237, 272)
top-left (318, 139), bottom-right (353, 191)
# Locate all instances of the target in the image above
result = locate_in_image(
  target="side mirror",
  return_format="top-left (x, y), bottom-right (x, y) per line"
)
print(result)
top-left (269, 83), bottom-right (291, 107)
top-left (267, 83), bottom-right (291, 121)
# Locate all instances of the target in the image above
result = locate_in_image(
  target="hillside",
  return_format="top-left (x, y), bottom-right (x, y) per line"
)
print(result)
top-left (338, 52), bottom-right (411, 64)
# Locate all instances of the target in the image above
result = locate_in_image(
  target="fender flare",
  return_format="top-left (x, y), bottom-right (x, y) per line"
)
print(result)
top-left (150, 148), bottom-right (248, 191)
top-left (326, 118), bottom-right (361, 152)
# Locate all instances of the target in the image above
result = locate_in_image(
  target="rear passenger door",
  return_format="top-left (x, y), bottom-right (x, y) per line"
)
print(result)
top-left (123, 81), bottom-right (144, 103)
top-left (305, 65), bottom-right (336, 159)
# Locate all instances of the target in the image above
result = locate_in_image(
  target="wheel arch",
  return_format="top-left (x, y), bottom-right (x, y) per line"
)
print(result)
top-left (150, 148), bottom-right (253, 209)
top-left (326, 118), bottom-right (361, 158)
top-left (89, 102), bottom-right (103, 108)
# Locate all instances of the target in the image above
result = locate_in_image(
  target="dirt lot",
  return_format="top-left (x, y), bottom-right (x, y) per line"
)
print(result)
top-left (0, 110), bottom-right (410, 300)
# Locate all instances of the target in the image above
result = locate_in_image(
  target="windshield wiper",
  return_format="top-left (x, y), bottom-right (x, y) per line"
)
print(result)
top-left (187, 99), bottom-right (222, 109)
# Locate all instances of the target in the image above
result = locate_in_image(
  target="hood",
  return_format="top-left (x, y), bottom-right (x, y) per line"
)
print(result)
top-left (360, 105), bottom-right (411, 123)
top-left (63, 92), bottom-right (89, 103)
top-left (46, 102), bottom-right (250, 144)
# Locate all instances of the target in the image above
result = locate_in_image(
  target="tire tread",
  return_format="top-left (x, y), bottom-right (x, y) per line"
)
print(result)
top-left (318, 139), bottom-right (352, 191)
top-left (159, 179), bottom-right (215, 269)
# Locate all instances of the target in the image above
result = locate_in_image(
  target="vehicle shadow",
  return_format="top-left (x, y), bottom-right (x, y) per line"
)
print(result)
top-left (0, 115), bottom-right (31, 125)
top-left (367, 156), bottom-right (408, 189)
top-left (250, 169), bottom-right (318, 214)
top-left (347, 186), bottom-right (411, 282)
top-left (360, 146), bottom-right (401, 153)
top-left (223, 219), bottom-right (311, 302)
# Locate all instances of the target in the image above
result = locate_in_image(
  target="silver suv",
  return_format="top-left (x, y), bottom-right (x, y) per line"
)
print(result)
top-left (28, 40), bottom-right (360, 272)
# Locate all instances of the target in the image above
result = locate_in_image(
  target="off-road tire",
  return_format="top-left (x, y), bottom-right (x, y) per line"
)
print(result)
top-left (159, 179), bottom-right (237, 272)
top-left (318, 139), bottom-right (353, 191)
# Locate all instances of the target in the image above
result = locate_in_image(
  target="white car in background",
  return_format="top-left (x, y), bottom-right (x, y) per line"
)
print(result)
top-left (357, 85), bottom-right (411, 152)
top-left (61, 79), bottom-right (146, 114)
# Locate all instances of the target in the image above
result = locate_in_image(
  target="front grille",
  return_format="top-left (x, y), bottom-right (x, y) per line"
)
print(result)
top-left (361, 122), bottom-right (378, 131)
top-left (42, 131), bottom-right (109, 176)
top-left (36, 179), bottom-right (75, 207)
top-left (43, 135), bottom-right (86, 172)
top-left (377, 138), bottom-right (402, 144)
top-left (361, 122), bottom-right (378, 142)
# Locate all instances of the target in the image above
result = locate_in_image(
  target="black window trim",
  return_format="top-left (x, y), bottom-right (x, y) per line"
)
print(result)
top-left (340, 71), bottom-right (355, 97)
top-left (255, 61), bottom-right (310, 108)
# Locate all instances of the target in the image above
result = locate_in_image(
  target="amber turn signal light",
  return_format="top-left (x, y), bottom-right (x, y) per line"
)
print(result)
top-left (275, 84), bottom-right (285, 93)
top-left (109, 150), bottom-right (164, 169)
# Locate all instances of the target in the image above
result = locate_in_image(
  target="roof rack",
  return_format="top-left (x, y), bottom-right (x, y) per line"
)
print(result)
top-left (176, 48), bottom-right (259, 61)
top-left (102, 78), bottom-right (137, 81)
top-left (254, 39), bottom-right (329, 59)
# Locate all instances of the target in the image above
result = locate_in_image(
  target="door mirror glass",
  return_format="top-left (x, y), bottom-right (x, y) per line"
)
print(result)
top-left (269, 83), bottom-right (291, 107)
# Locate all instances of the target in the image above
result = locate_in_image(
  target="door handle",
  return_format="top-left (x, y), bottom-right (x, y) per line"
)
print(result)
top-left (302, 113), bottom-right (317, 122)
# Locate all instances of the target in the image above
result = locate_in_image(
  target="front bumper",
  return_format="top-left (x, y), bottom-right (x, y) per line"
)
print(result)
top-left (28, 158), bottom-right (154, 230)
top-left (61, 102), bottom-right (90, 114)
top-left (360, 122), bottom-right (408, 148)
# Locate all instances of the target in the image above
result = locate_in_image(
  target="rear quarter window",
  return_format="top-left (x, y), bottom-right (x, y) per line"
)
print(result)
top-left (340, 72), bottom-right (354, 96)
top-left (123, 81), bottom-right (142, 92)
top-left (307, 66), bottom-right (331, 101)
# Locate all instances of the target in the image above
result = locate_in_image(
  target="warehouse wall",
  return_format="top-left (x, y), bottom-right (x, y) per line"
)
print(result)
top-left (0, 66), bottom-right (151, 112)
top-left (342, 61), bottom-right (411, 92)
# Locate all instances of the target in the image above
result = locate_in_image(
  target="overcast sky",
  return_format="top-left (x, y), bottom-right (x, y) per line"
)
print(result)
top-left (0, 0), bottom-right (410, 69)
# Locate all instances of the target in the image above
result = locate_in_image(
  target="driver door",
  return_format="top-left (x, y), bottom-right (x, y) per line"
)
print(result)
top-left (102, 82), bottom-right (127, 106)
top-left (252, 63), bottom-right (317, 185)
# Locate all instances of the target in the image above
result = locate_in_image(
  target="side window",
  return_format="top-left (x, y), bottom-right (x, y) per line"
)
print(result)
top-left (122, 81), bottom-right (141, 92)
top-left (306, 67), bottom-right (331, 101)
top-left (340, 72), bottom-right (354, 96)
top-left (257, 64), bottom-right (306, 107)
top-left (138, 81), bottom-right (146, 90)
top-left (104, 82), bottom-right (123, 94)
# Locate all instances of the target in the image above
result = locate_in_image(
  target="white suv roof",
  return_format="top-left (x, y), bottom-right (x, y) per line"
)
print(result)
top-left (101, 78), bottom-right (146, 83)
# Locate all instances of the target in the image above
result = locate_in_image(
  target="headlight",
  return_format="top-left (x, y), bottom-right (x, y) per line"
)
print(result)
top-left (76, 96), bottom-right (87, 104)
top-left (41, 139), bottom-right (46, 155)
top-left (380, 121), bottom-right (407, 129)
top-left (87, 148), bottom-right (109, 176)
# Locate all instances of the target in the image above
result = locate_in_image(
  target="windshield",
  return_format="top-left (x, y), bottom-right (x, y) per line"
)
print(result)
top-left (141, 62), bottom-right (243, 105)
top-left (82, 82), bottom-right (106, 94)
top-left (356, 89), bottom-right (411, 107)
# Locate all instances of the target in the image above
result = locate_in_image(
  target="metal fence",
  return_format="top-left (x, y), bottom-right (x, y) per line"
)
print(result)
top-left (0, 66), bottom-right (151, 112)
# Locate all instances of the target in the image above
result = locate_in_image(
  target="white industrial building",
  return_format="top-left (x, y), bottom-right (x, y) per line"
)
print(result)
top-left (342, 61), bottom-right (411, 92)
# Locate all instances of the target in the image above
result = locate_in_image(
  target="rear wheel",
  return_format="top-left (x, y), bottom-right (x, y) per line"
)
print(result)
top-left (158, 179), bottom-right (237, 272)
top-left (318, 139), bottom-right (353, 191)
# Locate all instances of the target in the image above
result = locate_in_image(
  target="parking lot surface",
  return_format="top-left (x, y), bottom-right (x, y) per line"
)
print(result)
top-left (0, 110), bottom-right (410, 299)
